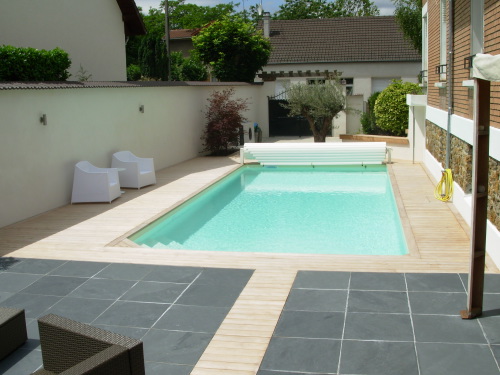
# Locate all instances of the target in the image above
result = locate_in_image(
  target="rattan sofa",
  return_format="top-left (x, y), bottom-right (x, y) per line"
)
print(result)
top-left (0, 307), bottom-right (27, 360)
top-left (32, 314), bottom-right (145, 375)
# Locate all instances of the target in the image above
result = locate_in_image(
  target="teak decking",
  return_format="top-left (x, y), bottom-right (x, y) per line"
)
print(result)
top-left (0, 156), bottom-right (497, 374)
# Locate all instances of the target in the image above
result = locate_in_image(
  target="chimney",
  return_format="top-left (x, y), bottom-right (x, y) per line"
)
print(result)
top-left (263, 11), bottom-right (270, 38)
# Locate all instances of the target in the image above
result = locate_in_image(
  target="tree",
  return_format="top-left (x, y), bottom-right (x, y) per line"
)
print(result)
top-left (392, 0), bottom-right (422, 54)
top-left (193, 15), bottom-right (271, 82)
top-left (374, 80), bottom-right (422, 136)
top-left (167, 0), bottom-right (235, 29)
top-left (273, 0), bottom-right (379, 20)
top-left (202, 88), bottom-right (249, 155)
top-left (283, 80), bottom-right (346, 142)
top-left (170, 52), bottom-right (208, 81)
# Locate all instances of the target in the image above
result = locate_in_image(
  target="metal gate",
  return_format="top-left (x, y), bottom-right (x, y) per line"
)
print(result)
top-left (268, 91), bottom-right (311, 137)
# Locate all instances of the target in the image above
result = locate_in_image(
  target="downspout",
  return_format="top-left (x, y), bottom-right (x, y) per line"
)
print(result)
top-left (445, 0), bottom-right (454, 169)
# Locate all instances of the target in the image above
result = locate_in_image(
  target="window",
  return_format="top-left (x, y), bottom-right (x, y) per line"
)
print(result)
top-left (340, 78), bottom-right (353, 95)
top-left (307, 78), bottom-right (326, 85)
top-left (471, 0), bottom-right (484, 55)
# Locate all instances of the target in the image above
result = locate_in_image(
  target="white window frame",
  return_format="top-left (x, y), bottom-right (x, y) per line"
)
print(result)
top-left (471, 0), bottom-right (484, 55)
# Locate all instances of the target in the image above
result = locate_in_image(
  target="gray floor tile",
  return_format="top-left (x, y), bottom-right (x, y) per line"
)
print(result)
top-left (0, 257), bottom-right (22, 271)
top-left (490, 345), bottom-right (500, 366)
top-left (43, 297), bottom-right (114, 323)
top-left (348, 290), bottom-right (409, 313)
top-left (20, 275), bottom-right (87, 296)
top-left (293, 271), bottom-right (350, 289)
top-left (145, 362), bottom-right (193, 375)
top-left (274, 310), bottom-right (344, 339)
top-left (194, 268), bottom-right (253, 288)
top-left (284, 289), bottom-right (348, 312)
top-left (258, 371), bottom-right (319, 375)
top-left (142, 329), bottom-right (213, 365)
top-left (49, 261), bottom-right (109, 277)
top-left (143, 265), bottom-right (203, 283)
top-left (68, 278), bottom-right (136, 299)
top-left (6, 259), bottom-right (66, 275)
top-left (0, 273), bottom-right (42, 293)
top-left (24, 319), bottom-right (40, 350)
top-left (479, 315), bottom-right (500, 344)
top-left (93, 301), bottom-right (169, 328)
top-left (343, 312), bottom-right (413, 341)
top-left (92, 324), bottom-right (149, 340)
top-left (94, 263), bottom-right (157, 280)
top-left (120, 281), bottom-right (187, 303)
top-left (176, 283), bottom-right (244, 307)
top-left (406, 273), bottom-right (465, 292)
top-left (260, 337), bottom-right (340, 373)
top-left (460, 273), bottom-right (500, 294)
top-left (413, 314), bottom-right (487, 343)
top-left (339, 340), bottom-right (418, 375)
top-left (409, 291), bottom-right (467, 315)
top-left (0, 348), bottom-right (42, 374)
top-left (0, 291), bottom-right (13, 303)
top-left (418, 342), bottom-right (500, 375)
top-left (483, 293), bottom-right (500, 313)
top-left (0, 293), bottom-right (61, 318)
top-left (153, 304), bottom-right (230, 333)
top-left (350, 272), bottom-right (406, 291)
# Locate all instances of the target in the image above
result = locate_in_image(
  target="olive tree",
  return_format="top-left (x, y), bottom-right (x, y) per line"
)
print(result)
top-left (282, 80), bottom-right (346, 142)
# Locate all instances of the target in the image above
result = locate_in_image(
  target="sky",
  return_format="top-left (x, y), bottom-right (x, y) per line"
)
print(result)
top-left (134, 0), bottom-right (396, 16)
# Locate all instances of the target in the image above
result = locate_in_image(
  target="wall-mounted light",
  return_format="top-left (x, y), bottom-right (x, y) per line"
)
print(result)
top-left (40, 114), bottom-right (47, 125)
top-left (139, 105), bottom-right (144, 113)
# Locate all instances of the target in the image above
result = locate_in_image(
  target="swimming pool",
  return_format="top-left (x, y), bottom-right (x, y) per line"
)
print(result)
top-left (130, 165), bottom-right (408, 255)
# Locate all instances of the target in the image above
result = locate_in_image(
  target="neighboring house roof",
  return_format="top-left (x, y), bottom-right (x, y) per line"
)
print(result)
top-left (170, 28), bottom-right (202, 40)
top-left (263, 16), bottom-right (421, 65)
top-left (116, 0), bottom-right (146, 36)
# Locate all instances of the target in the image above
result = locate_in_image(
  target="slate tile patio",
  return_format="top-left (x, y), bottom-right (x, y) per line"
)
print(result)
top-left (3, 258), bottom-right (500, 375)
top-left (258, 270), bottom-right (500, 375)
top-left (0, 257), bottom-right (253, 375)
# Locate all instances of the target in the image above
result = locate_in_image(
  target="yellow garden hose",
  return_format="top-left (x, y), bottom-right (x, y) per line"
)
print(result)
top-left (435, 169), bottom-right (454, 201)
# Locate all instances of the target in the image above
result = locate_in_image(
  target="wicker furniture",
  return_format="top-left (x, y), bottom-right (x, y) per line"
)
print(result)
top-left (0, 307), bottom-right (27, 360)
top-left (32, 314), bottom-right (145, 375)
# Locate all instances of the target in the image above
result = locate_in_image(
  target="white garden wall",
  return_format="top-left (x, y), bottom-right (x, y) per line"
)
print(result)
top-left (0, 83), bottom-right (267, 228)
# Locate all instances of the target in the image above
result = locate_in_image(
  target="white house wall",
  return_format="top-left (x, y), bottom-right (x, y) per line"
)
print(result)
top-left (0, 0), bottom-right (127, 81)
top-left (261, 61), bottom-right (421, 101)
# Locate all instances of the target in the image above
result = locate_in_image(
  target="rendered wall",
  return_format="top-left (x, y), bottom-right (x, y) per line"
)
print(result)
top-left (0, 0), bottom-right (127, 81)
top-left (0, 84), bottom-right (266, 228)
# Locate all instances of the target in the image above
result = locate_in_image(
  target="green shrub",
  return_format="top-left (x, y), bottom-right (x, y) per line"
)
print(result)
top-left (127, 64), bottom-right (142, 81)
top-left (374, 80), bottom-right (422, 136)
top-left (360, 91), bottom-right (380, 134)
top-left (0, 45), bottom-right (71, 81)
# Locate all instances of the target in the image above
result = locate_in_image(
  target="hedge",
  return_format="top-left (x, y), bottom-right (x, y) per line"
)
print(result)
top-left (0, 45), bottom-right (71, 81)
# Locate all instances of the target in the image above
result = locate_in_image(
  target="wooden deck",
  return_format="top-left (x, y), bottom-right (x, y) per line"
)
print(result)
top-left (0, 156), bottom-right (497, 375)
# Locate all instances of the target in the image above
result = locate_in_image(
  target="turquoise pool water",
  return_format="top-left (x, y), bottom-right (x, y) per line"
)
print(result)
top-left (130, 165), bottom-right (408, 255)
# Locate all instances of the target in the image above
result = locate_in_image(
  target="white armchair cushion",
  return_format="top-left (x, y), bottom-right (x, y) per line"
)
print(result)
top-left (111, 151), bottom-right (156, 189)
top-left (71, 161), bottom-right (121, 203)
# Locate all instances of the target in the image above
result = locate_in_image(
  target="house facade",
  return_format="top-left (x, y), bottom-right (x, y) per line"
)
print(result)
top-left (0, 0), bottom-right (145, 81)
top-left (256, 16), bottom-right (422, 135)
top-left (422, 0), bottom-right (500, 264)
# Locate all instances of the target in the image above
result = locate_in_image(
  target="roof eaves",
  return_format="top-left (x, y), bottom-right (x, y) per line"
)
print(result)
top-left (115, 0), bottom-right (146, 36)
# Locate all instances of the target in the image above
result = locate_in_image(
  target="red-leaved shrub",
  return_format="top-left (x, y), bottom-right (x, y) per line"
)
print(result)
top-left (202, 88), bottom-right (249, 155)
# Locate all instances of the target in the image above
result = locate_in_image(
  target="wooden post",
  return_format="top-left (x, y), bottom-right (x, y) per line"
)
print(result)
top-left (460, 78), bottom-right (491, 319)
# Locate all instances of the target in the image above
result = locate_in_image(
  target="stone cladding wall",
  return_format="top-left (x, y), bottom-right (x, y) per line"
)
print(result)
top-left (426, 121), bottom-right (500, 231)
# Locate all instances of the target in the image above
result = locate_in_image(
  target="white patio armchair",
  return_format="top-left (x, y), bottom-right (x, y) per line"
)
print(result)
top-left (111, 151), bottom-right (156, 189)
top-left (71, 161), bottom-right (121, 203)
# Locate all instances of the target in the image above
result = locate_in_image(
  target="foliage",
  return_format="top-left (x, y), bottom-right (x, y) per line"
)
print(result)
top-left (360, 91), bottom-right (381, 134)
top-left (169, 52), bottom-right (208, 81)
top-left (0, 45), bottom-right (71, 81)
top-left (138, 33), bottom-right (168, 80)
top-left (165, 0), bottom-right (235, 29)
top-left (202, 88), bottom-right (249, 154)
top-left (75, 65), bottom-right (92, 82)
top-left (282, 80), bottom-right (346, 142)
top-left (374, 80), bottom-right (422, 136)
top-left (193, 15), bottom-right (271, 82)
top-left (127, 64), bottom-right (142, 81)
top-left (392, 0), bottom-right (422, 54)
top-left (273, 0), bottom-right (379, 19)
